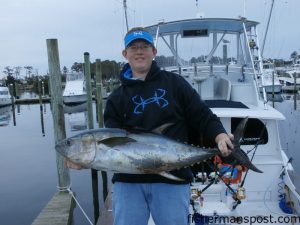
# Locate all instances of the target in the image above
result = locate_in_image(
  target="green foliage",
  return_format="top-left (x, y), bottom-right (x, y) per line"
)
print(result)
top-left (71, 62), bottom-right (83, 72)
top-left (71, 60), bottom-right (124, 81)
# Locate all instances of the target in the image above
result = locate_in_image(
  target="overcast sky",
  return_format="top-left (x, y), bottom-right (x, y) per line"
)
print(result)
top-left (1, 0), bottom-right (299, 78)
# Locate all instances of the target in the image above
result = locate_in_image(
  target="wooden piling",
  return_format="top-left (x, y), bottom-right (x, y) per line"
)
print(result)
top-left (272, 71), bottom-right (275, 108)
top-left (46, 39), bottom-right (70, 189)
top-left (84, 52), bottom-right (100, 223)
top-left (14, 82), bottom-right (20, 99)
top-left (95, 59), bottom-right (104, 127)
top-left (95, 59), bottom-right (108, 202)
top-left (38, 79), bottom-right (45, 136)
top-left (8, 84), bottom-right (16, 126)
top-left (84, 52), bottom-right (94, 129)
top-left (294, 72), bottom-right (297, 110)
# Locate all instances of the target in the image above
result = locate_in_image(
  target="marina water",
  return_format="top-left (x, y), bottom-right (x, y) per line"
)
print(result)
top-left (0, 101), bottom-right (111, 225)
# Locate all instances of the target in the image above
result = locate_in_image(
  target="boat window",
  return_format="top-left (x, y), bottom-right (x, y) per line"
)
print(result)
top-left (231, 118), bottom-right (268, 145)
top-left (182, 29), bottom-right (208, 37)
top-left (0, 91), bottom-right (9, 95)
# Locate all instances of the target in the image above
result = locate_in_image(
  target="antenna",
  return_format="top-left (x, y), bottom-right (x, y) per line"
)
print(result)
top-left (123, 0), bottom-right (129, 32)
top-left (261, 0), bottom-right (275, 57)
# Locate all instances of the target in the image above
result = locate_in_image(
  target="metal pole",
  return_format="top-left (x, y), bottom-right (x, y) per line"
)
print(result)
top-left (46, 39), bottom-right (70, 190)
top-left (123, 0), bottom-right (129, 32)
top-left (261, 0), bottom-right (275, 57)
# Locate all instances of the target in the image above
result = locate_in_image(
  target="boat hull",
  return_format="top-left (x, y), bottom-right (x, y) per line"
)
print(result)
top-left (260, 84), bottom-right (282, 93)
top-left (63, 94), bottom-right (87, 105)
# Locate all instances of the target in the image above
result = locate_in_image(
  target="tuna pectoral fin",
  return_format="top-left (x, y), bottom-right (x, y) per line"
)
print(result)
top-left (232, 147), bottom-right (263, 173)
top-left (98, 137), bottom-right (136, 147)
top-left (158, 172), bottom-right (184, 181)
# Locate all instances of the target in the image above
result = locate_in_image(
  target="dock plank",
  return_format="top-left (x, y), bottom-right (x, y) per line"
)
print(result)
top-left (96, 191), bottom-right (113, 225)
top-left (31, 192), bottom-right (74, 225)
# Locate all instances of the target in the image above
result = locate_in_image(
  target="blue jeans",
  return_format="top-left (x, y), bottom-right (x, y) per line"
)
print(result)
top-left (112, 182), bottom-right (190, 225)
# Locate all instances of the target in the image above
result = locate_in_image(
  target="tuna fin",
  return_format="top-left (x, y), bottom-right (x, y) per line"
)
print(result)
top-left (231, 117), bottom-right (263, 173)
top-left (233, 117), bottom-right (248, 147)
top-left (151, 123), bottom-right (174, 135)
top-left (158, 171), bottom-right (184, 181)
top-left (232, 147), bottom-right (263, 173)
top-left (98, 137), bottom-right (136, 147)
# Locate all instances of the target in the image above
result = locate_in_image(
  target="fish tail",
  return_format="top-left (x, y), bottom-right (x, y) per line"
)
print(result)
top-left (232, 117), bottom-right (263, 173)
top-left (231, 147), bottom-right (262, 173)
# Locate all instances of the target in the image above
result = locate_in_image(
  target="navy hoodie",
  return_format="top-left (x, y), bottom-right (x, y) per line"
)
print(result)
top-left (104, 61), bottom-right (226, 184)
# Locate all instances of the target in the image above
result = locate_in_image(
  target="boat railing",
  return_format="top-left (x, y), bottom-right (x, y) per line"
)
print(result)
top-left (66, 73), bottom-right (84, 82)
top-left (165, 64), bottom-right (256, 81)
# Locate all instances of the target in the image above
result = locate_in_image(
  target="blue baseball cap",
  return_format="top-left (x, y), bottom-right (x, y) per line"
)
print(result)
top-left (124, 30), bottom-right (154, 48)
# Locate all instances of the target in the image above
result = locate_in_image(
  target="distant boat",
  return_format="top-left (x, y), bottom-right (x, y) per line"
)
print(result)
top-left (0, 82), bottom-right (13, 107)
top-left (67, 112), bottom-right (87, 131)
top-left (278, 64), bottom-right (300, 91)
top-left (63, 73), bottom-right (87, 105)
top-left (259, 62), bottom-right (282, 93)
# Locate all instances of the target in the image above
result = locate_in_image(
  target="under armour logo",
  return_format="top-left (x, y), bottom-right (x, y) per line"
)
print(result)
top-left (132, 89), bottom-right (169, 114)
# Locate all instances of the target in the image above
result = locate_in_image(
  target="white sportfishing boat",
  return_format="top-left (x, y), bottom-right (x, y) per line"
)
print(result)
top-left (258, 62), bottom-right (282, 93)
top-left (278, 63), bottom-right (300, 91)
top-left (0, 81), bottom-right (13, 107)
top-left (145, 18), bottom-right (300, 224)
top-left (63, 72), bottom-right (87, 105)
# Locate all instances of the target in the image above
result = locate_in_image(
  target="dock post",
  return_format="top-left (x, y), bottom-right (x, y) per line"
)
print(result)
top-left (272, 71), bottom-right (275, 108)
top-left (84, 52), bottom-right (94, 128)
top-left (14, 82), bottom-right (20, 99)
top-left (9, 83), bottom-right (16, 126)
top-left (95, 59), bottom-right (108, 202)
top-left (84, 52), bottom-right (100, 223)
top-left (46, 39), bottom-right (70, 189)
top-left (95, 59), bottom-right (104, 127)
top-left (38, 79), bottom-right (45, 136)
top-left (294, 72), bottom-right (297, 110)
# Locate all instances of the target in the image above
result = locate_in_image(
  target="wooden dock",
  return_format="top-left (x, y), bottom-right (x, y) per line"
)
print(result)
top-left (31, 192), bottom-right (75, 225)
top-left (15, 98), bottom-right (51, 104)
top-left (282, 85), bottom-right (300, 93)
top-left (96, 191), bottom-right (113, 225)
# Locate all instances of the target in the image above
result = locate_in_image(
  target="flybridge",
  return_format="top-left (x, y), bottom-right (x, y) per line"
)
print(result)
top-left (145, 17), bottom-right (269, 108)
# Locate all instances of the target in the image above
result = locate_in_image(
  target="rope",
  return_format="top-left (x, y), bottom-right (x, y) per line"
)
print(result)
top-left (67, 187), bottom-right (95, 225)
top-left (263, 160), bottom-right (298, 217)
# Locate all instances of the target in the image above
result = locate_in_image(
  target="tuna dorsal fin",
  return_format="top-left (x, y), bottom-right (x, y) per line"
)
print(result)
top-left (158, 171), bottom-right (184, 181)
top-left (151, 123), bottom-right (174, 135)
top-left (98, 137), bottom-right (136, 148)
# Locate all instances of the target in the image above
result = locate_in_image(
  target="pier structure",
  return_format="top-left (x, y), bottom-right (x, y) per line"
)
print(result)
top-left (31, 39), bottom-right (108, 225)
